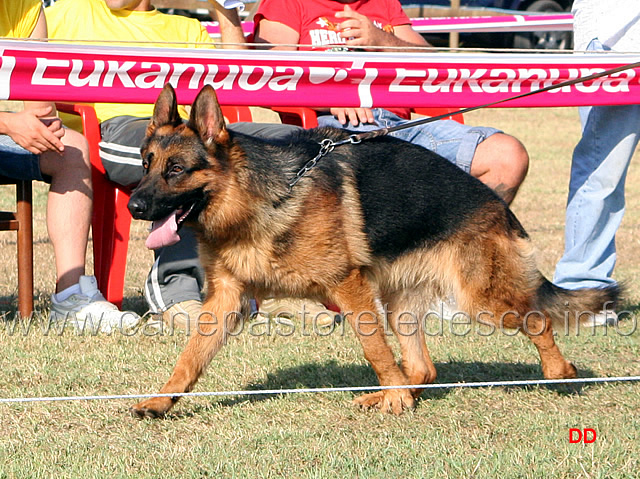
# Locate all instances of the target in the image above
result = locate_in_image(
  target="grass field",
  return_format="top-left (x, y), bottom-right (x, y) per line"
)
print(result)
top-left (0, 107), bottom-right (639, 478)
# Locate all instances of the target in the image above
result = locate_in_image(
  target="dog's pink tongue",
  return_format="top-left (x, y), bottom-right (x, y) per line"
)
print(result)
top-left (145, 213), bottom-right (181, 250)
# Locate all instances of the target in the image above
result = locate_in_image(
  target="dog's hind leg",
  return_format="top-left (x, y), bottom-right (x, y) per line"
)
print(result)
top-left (455, 235), bottom-right (577, 380)
top-left (519, 313), bottom-right (577, 379)
top-left (130, 270), bottom-right (244, 419)
top-left (384, 289), bottom-right (437, 399)
top-left (330, 269), bottom-right (414, 415)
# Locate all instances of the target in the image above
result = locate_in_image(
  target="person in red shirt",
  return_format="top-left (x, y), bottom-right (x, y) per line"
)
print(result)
top-left (254, 0), bottom-right (530, 205)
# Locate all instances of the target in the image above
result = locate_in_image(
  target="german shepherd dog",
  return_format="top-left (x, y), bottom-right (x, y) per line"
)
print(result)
top-left (127, 84), bottom-right (620, 418)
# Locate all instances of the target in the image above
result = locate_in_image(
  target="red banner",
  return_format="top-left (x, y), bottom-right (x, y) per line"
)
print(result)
top-left (1, 40), bottom-right (639, 109)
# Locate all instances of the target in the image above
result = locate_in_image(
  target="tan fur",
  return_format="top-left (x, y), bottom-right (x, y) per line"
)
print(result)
top-left (128, 85), bottom-right (588, 419)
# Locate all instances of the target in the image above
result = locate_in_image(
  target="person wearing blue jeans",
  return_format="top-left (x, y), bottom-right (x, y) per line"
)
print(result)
top-left (553, 1), bottom-right (640, 318)
top-left (316, 108), bottom-right (500, 180)
top-left (253, 0), bottom-right (531, 205)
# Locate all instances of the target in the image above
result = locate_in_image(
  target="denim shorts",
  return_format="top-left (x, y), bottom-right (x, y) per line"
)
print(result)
top-left (0, 134), bottom-right (45, 181)
top-left (317, 108), bottom-right (501, 174)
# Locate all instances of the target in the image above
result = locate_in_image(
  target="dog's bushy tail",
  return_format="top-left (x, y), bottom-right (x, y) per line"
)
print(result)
top-left (536, 278), bottom-right (623, 331)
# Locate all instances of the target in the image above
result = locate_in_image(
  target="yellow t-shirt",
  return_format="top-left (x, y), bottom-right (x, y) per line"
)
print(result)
top-left (0, 0), bottom-right (41, 38)
top-left (45, 0), bottom-right (216, 123)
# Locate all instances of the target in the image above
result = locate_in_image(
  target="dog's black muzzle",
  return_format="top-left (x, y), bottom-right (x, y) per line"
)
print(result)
top-left (128, 195), bottom-right (149, 220)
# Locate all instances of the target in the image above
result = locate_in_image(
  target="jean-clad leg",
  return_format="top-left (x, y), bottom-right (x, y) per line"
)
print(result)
top-left (553, 104), bottom-right (640, 289)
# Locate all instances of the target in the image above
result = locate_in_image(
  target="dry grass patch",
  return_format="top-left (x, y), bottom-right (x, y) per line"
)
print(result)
top-left (0, 107), bottom-right (639, 478)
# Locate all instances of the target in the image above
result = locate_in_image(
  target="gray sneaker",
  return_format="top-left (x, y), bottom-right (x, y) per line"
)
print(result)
top-left (49, 275), bottom-right (141, 333)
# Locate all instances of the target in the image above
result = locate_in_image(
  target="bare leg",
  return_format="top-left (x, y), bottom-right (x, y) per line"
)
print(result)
top-left (471, 133), bottom-right (529, 205)
top-left (39, 128), bottom-right (92, 293)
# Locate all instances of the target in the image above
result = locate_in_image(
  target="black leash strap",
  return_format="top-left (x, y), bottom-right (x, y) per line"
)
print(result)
top-left (353, 59), bottom-right (640, 142)
top-left (289, 59), bottom-right (640, 188)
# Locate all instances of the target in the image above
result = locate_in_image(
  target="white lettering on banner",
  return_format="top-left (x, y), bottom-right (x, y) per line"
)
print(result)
top-left (238, 65), bottom-right (273, 91)
top-left (558, 69), bottom-right (581, 92)
top-left (268, 66), bottom-right (303, 91)
top-left (203, 64), bottom-right (239, 89)
top-left (69, 59), bottom-right (104, 87)
top-left (169, 63), bottom-right (205, 90)
top-left (574, 68), bottom-right (605, 93)
top-left (452, 68), bottom-right (486, 92)
top-left (358, 68), bottom-right (378, 108)
top-left (603, 70), bottom-right (633, 92)
top-left (0, 56), bottom-right (16, 99)
top-left (422, 69), bottom-right (457, 93)
top-left (513, 69), bottom-right (549, 92)
top-left (390, 69), bottom-right (425, 93)
top-left (103, 60), bottom-right (136, 88)
top-left (546, 69), bottom-right (561, 91)
top-left (308, 67), bottom-right (336, 84)
top-left (481, 69), bottom-right (516, 93)
top-left (11, 54), bottom-right (639, 102)
top-left (32, 58), bottom-right (68, 86)
top-left (135, 62), bottom-right (170, 89)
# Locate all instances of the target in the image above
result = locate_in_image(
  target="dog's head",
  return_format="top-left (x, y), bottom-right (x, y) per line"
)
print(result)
top-left (128, 83), bottom-right (233, 248)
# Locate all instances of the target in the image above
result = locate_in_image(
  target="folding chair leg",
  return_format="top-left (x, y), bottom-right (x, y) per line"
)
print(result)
top-left (16, 181), bottom-right (34, 318)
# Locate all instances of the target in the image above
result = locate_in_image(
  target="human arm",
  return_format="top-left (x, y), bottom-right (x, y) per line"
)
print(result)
top-left (23, 5), bottom-right (56, 114)
top-left (208, 0), bottom-right (247, 49)
top-left (335, 5), bottom-right (429, 51)
top-left (13, 5), bottom-right (65, 153)
top-left (0, 108), bottom-right (65, 154)
top-left (253, 19), bottom-right (300, 50)
top-left (255, 13), bottom-right (376, 125)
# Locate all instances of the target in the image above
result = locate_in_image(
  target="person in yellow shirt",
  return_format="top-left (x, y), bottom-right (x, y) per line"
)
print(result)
top-left (45, 0), bottom-right (310, 328)
top-left (0, 0), bottom-right (139, 329)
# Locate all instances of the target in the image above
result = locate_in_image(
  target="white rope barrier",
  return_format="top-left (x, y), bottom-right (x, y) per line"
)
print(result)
top-left (2, 376), bottom-right (639, 404)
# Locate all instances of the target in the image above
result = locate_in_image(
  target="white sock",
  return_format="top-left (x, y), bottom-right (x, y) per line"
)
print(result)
top-left (53, 282), bottom-right (82, 303)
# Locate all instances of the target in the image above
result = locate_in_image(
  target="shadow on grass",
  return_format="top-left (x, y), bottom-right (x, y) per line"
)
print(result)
top-left (202, 359), bottom-right (594, 411)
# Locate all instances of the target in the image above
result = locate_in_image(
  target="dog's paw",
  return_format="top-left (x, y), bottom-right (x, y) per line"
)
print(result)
top-left (543, 360), bottom-right (578, 380)
top-left (130, 397), bottom-right (174, 419)
top-left (353, 389), bottom-right (415, 415)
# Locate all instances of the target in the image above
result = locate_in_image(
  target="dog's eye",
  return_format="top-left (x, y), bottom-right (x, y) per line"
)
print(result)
top-left (166, 163), bottom-right (184, 179)
top-left (142, 153), bottom-right (153, 171)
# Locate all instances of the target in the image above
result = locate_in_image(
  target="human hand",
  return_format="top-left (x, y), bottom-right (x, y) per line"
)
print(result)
top-left (329, 107), bottom-right (375, 127)
top-left (335, 5), bottom-right (389, 48)
top-left (8, 107), bottom-right (65, 155)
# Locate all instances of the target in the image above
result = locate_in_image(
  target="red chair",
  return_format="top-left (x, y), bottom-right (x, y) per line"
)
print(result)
top-left (412, 106), bottom-right (465, 124)
top-left (271, 106), bottom-right (318, 128)
top-left (56, 103), bottom-right (253, 308)
top-left (273, 106), bottom-right (464, 128)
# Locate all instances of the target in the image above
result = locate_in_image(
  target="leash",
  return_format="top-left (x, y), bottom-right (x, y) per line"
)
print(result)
top-left (288, 59), bottom-right (640, 190)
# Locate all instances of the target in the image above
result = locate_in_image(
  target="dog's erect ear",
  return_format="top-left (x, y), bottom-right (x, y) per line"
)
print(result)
top-left (147, 84), bottom-right (182, 137)
top-left (188, 85), bottom-right (229, 147)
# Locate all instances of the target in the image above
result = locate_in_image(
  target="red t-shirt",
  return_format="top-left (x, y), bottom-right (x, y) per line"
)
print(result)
top-left (254, 0), bottom-right (413, 118)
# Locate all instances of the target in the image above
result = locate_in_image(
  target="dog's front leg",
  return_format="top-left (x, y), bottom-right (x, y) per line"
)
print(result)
top-left (331, 269), bottom-right (413, 415)
top-left (131, 271), bottom-right (244, 419)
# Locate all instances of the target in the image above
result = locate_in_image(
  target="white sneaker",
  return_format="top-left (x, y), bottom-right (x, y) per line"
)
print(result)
top-left (257, 297), bottom-right (340, 327)
top-left (588, 310), bottom-right (619, 327)
top-left (427, 296), bottom-right (458, 321)
top-left (49, 276), bottom-right (141, 333)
